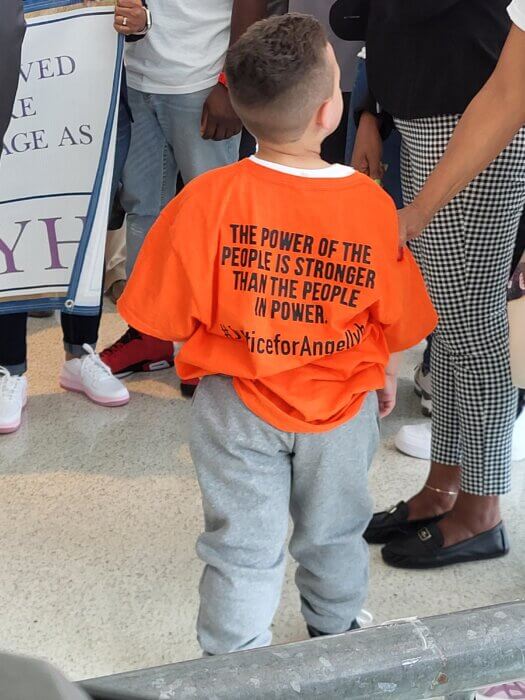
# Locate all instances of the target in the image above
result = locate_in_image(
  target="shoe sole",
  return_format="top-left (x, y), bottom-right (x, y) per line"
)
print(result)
top-left (382, 547), bottom-right (509, 570)
top-left (60, 380), bottom-right (130, 407)
top-left (113, 359), bottom-right (175, 380)
top-left (0, 422), bottom-right (22, 434)
top-left (0, 397), bottom-right (28, 434)
top-left (394, 437), bottom-right (430, 461)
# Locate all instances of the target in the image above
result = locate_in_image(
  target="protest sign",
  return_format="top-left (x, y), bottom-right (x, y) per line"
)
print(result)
top-left (0, 0), bottom-right (122, 315)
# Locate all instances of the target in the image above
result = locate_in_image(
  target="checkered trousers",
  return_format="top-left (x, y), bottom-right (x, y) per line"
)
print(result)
top-left (396, 115), bottom-right (525, 495)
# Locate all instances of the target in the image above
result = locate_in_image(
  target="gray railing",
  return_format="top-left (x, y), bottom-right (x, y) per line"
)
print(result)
top-left (81, 601), bottom-right (525, 700)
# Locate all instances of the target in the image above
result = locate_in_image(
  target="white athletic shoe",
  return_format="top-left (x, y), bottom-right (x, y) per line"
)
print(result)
top-left (414, 363), bottom-right (432, 417)
top-left (395, 415), bottom-right (525, 462)
top-left (0, 368), bottom-right (27, 434)
top-left (60, 344), bottom-right (130, 407)
top-left (395, 422), bottom-right (431, 461)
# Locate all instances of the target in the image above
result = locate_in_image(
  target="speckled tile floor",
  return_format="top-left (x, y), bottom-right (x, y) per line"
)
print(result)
top-left (0, 304), bottom-right (524, 682)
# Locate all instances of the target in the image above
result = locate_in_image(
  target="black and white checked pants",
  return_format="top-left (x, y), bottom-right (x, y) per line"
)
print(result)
top-left (396, 115), bottom-right (525, 496)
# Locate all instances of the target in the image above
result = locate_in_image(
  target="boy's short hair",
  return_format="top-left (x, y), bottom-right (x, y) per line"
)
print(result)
top-left (225, 13), bottom-right (333, 144)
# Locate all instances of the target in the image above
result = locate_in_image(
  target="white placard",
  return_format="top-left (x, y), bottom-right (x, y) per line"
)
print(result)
top-left (0, 1), bottom-right (122, 315)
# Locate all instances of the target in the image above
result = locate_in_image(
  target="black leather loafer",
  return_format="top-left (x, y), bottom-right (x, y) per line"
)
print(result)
top-left (382, 521), bottom-right (510, 569)
top-left (364, 501), bottom-right (447, 545)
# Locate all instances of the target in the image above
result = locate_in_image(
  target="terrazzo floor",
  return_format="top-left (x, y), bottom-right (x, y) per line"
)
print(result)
top-left (1, 304), bottom-right (524, 682)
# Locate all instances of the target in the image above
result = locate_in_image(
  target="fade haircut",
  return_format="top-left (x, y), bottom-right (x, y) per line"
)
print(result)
top-left (225, 13), bottom-right (333, 143)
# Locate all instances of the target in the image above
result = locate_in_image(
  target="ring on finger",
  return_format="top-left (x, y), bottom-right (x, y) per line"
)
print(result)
top-left (122, 16), bottom-right (128, 26)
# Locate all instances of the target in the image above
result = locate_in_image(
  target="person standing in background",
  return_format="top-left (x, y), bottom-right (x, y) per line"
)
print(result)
top-left (361, 0), bottom-right (525, 569)
top-left (0, 0), bottom-right (148, 435)
top-left (100, 0), bottom-right (268, 396)
top-left (288, 0), bottom-right (364, 163)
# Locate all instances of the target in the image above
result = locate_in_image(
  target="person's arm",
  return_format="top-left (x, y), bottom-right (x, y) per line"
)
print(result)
top-left (350, 60), bottom-right (393, 181)
top-left (351, 111), bottom-right (384, 181)
top-left (400, 23), bottom-right (525, 243)
top-left (377, 353), bottom-right (401, 418)
top-left (201, 0), bottom-right (268, 141)
top-left (0, 0), bottom-right (25, 155)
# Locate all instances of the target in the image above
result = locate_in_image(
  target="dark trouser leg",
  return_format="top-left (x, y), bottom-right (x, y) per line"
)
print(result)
top-left (61, 278), bottom-right (104, 358)
top-left (0, 313), bottom-right (28, 375)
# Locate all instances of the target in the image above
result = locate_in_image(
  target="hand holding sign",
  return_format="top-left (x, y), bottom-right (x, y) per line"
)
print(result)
top-left (113, 0), bottom-right (147, 35)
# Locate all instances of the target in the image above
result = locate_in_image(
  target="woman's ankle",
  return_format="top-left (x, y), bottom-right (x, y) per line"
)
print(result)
top-left (449, 492), bottom-right (501, 531)
top-left (407, 488), bottom-right (456, 520)
top-left (407, 461), bottom-right (461, 520)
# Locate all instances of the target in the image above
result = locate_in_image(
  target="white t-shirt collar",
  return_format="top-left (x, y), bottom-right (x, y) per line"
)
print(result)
top-left (250, 155), bottom-right (355, 179)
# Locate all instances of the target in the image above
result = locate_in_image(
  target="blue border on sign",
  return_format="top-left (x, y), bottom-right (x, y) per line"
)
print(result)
top-left (0, 2), bottom-right (122, 317)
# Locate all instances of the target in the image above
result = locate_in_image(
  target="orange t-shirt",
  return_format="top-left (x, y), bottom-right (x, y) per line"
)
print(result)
top-left (119, 158), bottom-right (437, 433)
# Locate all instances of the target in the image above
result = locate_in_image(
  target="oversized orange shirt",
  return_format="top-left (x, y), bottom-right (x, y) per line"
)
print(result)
top-left (119, 158), bottom-right (437, 432)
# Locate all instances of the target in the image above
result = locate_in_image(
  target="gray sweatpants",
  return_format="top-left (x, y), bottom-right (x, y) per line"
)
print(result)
top-left (190, 375), bottom-right (380, 656)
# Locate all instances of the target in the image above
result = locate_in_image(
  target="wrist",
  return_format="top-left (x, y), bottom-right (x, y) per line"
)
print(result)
top-left (360, 111), bottom-right (380, 129)
top-left (410, 197), bottom-right (434, 230)
top-left (136, 5), bottom-right (151, 34)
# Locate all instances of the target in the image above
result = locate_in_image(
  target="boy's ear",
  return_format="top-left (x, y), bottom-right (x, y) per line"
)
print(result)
top-left (315, 98), bottom-right (333, 131)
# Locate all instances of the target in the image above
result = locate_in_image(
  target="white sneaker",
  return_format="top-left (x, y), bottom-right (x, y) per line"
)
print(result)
top-left (395, 414), bottom-right (525, 462)
top-left (395, 422), bottom-right (431, 460)
top-left (60, 344), bottom-right (130, 407)
top-left (414, 363), bottom-right (432, 417)
top-left (0, 368), bottom-right (27, 434)
top-left (357, 609), bottom-right (374, 627)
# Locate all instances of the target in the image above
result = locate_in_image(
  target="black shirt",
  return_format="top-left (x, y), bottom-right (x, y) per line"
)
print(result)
top-left (366, 0), bottom-right (512, 120)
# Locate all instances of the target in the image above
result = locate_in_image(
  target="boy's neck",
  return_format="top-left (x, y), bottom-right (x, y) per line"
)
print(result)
top-left (255, 140), bottom-right (331, 170)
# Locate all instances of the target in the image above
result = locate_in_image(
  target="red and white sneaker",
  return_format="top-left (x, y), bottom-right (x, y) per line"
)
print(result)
top-left (0, 368), bottom-right (27, 434)
top-left (60, 345), bottom-right (130, 407)
top-left (477, 681), bottom-right (525, 698)
top-left (100, 327), bottom-right (174, 378)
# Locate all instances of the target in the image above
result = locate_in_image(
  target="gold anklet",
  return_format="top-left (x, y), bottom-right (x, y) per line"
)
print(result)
top-left (424, 484), bottom-right (458, 497)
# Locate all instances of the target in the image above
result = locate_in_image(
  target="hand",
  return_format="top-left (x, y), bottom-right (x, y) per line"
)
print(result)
top-left (351, 112), bottom-right (384, 181)
top-left (114, 0), bottom-right (147, 35)
top-left (201, 84), bottom-right (242, 141)
top-left (377, 374), bottom-right (397, 419)
top-left (397, 202), bottom-right (432, 246)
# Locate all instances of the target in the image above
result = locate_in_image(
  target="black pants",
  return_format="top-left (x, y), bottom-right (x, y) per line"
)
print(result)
top-left (0, 309), bottom-right (102, 374)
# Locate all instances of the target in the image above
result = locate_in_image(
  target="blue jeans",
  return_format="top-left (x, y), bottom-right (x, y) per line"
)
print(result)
top-left (345, 59), bottom-right (403, 209)
top-left (122, 87), bottom-right (241, 276)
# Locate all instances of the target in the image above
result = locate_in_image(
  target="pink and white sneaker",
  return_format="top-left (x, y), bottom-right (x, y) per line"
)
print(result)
top-left (477, 680), bottom-right (525, 698)
top-left (0, 368), bottom-right (27, 434)
top-left (60, 344), bottom-right (129, 407)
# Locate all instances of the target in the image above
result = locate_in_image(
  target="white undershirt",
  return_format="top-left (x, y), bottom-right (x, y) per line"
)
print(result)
top-left (508, 0), bottom-right (525, 31)
top-left (250, 156), bottom-right (355, 179)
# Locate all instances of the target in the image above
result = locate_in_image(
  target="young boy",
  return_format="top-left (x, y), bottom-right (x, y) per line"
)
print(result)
top-left (118, 14), bottom-right (437, 655)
